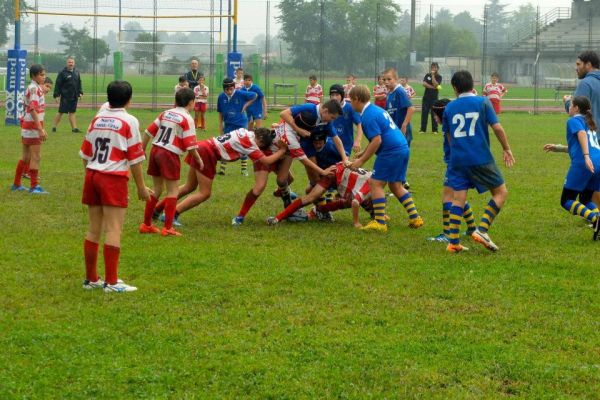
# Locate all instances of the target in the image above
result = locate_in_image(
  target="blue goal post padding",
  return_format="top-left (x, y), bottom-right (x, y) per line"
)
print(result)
top-left (5, 48), bottom-right (28, 126)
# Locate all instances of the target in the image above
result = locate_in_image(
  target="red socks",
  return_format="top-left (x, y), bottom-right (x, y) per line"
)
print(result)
top-left (276, 198), bottom-right (304, 221)
top-left (143, 195), bottom-right (159, 226)
top-left (238, 191), bottom-right (258, 218)
top-left (13, 160), bottom-right (26, 186)
top-left (163, 197), bottom-right (177, 229)
top-left (29, 169), bottom-right (39, 189)
top-left (317, 199), bottom-right (346, 213)
top-left (84, 239), bottom-right (99, 282)
top-left (103, 245), bottom-right (120, 285)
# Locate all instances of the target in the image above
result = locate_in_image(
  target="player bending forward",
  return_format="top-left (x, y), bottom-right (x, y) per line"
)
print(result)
top-left (156, 127), bottom-right (287, 224)
top-left (267, 162), bottom-right (374, 228)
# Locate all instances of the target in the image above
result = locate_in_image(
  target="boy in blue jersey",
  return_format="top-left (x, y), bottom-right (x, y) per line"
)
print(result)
top-left (242, 73), bottom-right (267, 130)
top-left (280, 100), bottom-right (346, 185)
top-left (442, 70), bottom-right (515, 253)
top-left (329, 84), bottom-right (363, 155)
top-left (544, 96), bottom-right (600, 239)
top-left (346, 85), bottom-right (424, 232)
top-left (383, 68), bottom-right (414, 147)
top-left (426, 98), bottom-right (478, 243)
top-left (217, 78), bottom-right (257, 176)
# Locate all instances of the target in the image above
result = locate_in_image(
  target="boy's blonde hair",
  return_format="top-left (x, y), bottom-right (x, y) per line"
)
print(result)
top-left (349, 85), bottom-right (370, 103)
top-left (382, 67), bottom-right (398, 79)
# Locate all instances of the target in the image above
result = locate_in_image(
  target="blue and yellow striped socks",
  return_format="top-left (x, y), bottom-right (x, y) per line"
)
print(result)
top-left (373, 197), bottom-right (387, 225)
top-left (399, 193), bottom-right (420, 220)
top-left (442, 202), bottom-right (452, 237)
top-left (564, 200), bottom-right (598, 223)
top-left (448, 205), bottom-right (463, 245)
top-left (463, 201), bottom-right (477, 231)
top-left (478, 199), bottom-right (501, 233)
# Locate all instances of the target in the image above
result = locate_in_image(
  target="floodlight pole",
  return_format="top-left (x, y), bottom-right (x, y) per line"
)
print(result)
top-left (233, 0), bottom-right (238, 52)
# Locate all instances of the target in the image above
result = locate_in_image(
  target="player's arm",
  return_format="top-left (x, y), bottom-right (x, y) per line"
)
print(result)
top-left (490, 123), bottom-right (515, 167)
top-left (218, 112), bottom-right (224, 135)
top-left (257, 146), bottom-right (287, 166)
top-left (353, 123), bottom-right (363, 153)
top-left (401, 106), bottom-right (415, 134)
top-left (187, 147), bottom-right (204, 170)
top-left (142, 130), bottom-right (153, 153)
top-left (349, 135), bottom-right (381, 169)
top-left (577, 130), bottom-right (595, 173)
top-left (299, 157), bottom-right (335, 177)
top-left (351, 199), bottom-right (362, 228)
top-left (130, 162), bottom-right (151, 201)
top-left (262, 96), bottom-right (268, 119)
top-left (331, 135), bottom-right (348, 164)
top-left (241, 92), bottom-right (258, 112)
top-left (543, 143), bottom-right (568, 153)
top-left (29, 108), bottom-right (47, 141)
top-left (280, 108), bottom-right (311, 138)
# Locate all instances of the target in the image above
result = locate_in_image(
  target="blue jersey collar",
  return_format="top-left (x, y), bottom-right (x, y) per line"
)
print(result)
top-left (360, 102), bottom-right (372, 116)
top-left (458, 92), bottom-right (476, 98)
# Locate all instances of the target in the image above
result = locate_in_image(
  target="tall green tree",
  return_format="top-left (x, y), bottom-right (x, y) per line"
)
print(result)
top-left (415, 23), bottom-right (479, 58)
top-left (453, 11), bottom-right (483, 43)
top-left (132, 32), bottom-right (165, 64)
top-left (506, 3), bottom-right (536, 43)
top-left (485, 0), bottom-right (509, 43)
top-left (277, 0), bottom-right (401, 73)
top-left (0, 0), bottom-right (28, 47)
top-left (435, 8), bottom-right (453, 26)
top-left (59, 24), bottom-right (110, 71)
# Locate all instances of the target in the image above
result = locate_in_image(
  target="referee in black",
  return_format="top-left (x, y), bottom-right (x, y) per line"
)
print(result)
top-left (52, 57), bottom-right (83, 133)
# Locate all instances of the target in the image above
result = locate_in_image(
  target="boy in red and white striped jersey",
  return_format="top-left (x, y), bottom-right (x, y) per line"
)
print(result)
top-left (343, 74), bottom-right (356, 101)
top-left (305, 75), bottom-right (323, 105)
top-left (400, 76), bottom-right (416, 99)
top-left (373, 75), bottom-right (388, 108)
top-left (139, 88), bottom-right (202, 237)
top-left (161, 128), bottom-right (287, 222)
top-left (233, 67), bottom-right (245, 90)
top-left (12, 65), bottom-right (49, 194)
top-left (80, 80), bottom-right (151, 293)
top-left (483, 72), bottom-right (507, 114)
top-left (193, 75), bottom-right (209, 130)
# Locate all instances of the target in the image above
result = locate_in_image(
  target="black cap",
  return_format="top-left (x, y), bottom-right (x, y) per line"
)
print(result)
top-left (222, 78), bottom-right (235, 89)
top-left (329, 84), bottom-right (345, 98)
top-left (294, 110), bottom-right (318, 130)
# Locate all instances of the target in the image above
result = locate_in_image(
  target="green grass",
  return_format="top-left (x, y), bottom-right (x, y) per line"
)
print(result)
top-left (1, 108), bottom-right (599, 398)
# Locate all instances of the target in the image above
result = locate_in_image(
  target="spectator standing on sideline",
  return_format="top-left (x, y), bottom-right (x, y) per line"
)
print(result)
top-left (564, 51), bottom-right (600, 124)
top-left (185, 59), bottom-right (203, 90)
top-left (420, 62), bottom-right (442, 134)
top-left (51, 57), bottom-right (83, 133)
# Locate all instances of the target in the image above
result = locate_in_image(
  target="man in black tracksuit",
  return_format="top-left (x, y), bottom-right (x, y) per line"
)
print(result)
top-left (52, 57), bottom-right (83, 133)
top-left (420, 62), bottom-right (442, 134)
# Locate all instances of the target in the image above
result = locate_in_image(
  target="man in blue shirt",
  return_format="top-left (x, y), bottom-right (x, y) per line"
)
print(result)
top-left (442, 70), bottom-right (515, 253)
top-left (217, 78), bottom-right (257, 176)
top-left (328, 84), bottom-right (363, 156)
top-left (347, 85), bottom-right (423, 233)
top-left (242, 73), bottom-right (267, 130)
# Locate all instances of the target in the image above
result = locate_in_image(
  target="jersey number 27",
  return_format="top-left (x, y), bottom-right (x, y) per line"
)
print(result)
top-left (452, 113), bottom-right (480, 138)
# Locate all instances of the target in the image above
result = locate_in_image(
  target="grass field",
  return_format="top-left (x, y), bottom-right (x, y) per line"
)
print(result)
top-left (72, 74), bottom-right (565, 109)
top-left (1, 107), bottom-right (599, 398)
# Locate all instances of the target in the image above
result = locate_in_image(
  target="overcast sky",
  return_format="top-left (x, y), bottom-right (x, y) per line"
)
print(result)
top-left (236, 0), bottom-right (575, 41)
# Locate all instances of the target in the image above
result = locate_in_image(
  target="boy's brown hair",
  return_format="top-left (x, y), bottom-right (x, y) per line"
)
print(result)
top-left (349, 85), bottom-right (370, 103)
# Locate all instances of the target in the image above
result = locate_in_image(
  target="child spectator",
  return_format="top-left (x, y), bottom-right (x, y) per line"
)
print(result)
top-left (193, 75), bottom-right (209, 130)
top-left (233, 67), bottom-right (244, 89)
top-left (305, 74), bottom-right (323, 105)
top-left (80, 80), bottom-right (150, 292)
top-left (400, 75), bottom-right (416, 99)
top-left (373, 75), bottom-right (388, 109)
top-left (343, 74), bottom-right (356, 101)
top-left (174, 75), bottom-right (189, 94)
top-left (483, 72), bottom-right (507, 114)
